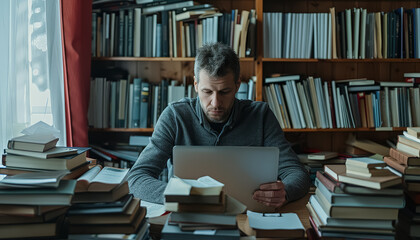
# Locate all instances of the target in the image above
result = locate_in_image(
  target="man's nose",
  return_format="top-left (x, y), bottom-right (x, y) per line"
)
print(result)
top-left (211, 93), bottom-right (221, 107)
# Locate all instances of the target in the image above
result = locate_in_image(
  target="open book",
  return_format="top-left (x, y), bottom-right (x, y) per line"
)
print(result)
top-left (164, 176), bottom-right (224, 196)
top-left (75, 166), bottom-right (129, 192)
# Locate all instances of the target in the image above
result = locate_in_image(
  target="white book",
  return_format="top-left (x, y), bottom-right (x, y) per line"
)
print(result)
top-left (297, 14), bottom-right (303, 58)
top-left (315, 78), bottom-right (327, 128)
top-left (274, 84), bottom-right (292, 128)
top-left (384, 87), bottom-right (391, 127)
top-left (290, 13), bottom-right (296, 58)
top-left (273, 13), bottom-right (278, 58)
top-left (128, 83), bottom-right (133, 128)
top-left (290, 81), bottom-right (306, 128)
top-left (278, 12), bottom-right (283, 58)
top-left (313, 13), bottom-right (318, 58)
top-left (133, 8), bottom-right (141, 57)
top-left (336, 87), bottom-right (344, 128)
top-left (264, 86), bottom-right (281, 127)
top-left (360, 8), bottom-right (367, 59)
top-left (327, 13), bottom-right (332, 59)
top-left (345, 9), bottom-right (353, 59)
top-left (297, 82), bottom-right (315, 128)
top-left (152, 14), bottom-right (157, 57)
top-left (307, 13), bottom-right (314, 58)
top-left (268, 85), bottom-right (285, 128)
top-left (353, 8), bottom-right (360, 59)
top-left (282, 84), bottom-right (302, 128)
top-left (331, 81), bottom-right (340, 128)
top-left (285, 13), bottom-right (292, 58)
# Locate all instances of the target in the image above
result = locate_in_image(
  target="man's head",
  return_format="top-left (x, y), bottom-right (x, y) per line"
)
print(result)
top-left (194, 43), bottom-right (241, 123)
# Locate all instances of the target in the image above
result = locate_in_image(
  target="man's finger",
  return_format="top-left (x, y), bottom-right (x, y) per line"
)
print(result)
top-left (259, 181), bottom-right (284, 190)
top-left (253, 190), bottom-right (284, 198)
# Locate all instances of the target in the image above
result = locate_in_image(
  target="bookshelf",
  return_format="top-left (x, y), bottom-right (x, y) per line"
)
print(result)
top-left (89, 0), bottom-right (420, 154)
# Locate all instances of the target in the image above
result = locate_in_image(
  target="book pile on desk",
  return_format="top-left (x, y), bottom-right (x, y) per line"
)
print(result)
top-left (382, 127), bottom-right (420, 239)
top-left (298, 151), bottom-right (343, 185)
top-left (307, 157), bottom-right (404, 239)
top-left (2, 134), bottom-right (92, 179)
top-left (161, 176), bottom-right (246, 240)
top-left (68, 166), bottom-right (149, 240)
top-left (0, 169), bottom-right (76, 238)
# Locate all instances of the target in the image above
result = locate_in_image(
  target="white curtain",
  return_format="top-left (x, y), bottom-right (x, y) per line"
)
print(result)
top-left (0, 0), bottom-right (66, 152)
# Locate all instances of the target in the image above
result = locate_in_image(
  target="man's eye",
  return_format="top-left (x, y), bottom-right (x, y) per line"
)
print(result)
top-left (203, 90), bottom-right (212, 94)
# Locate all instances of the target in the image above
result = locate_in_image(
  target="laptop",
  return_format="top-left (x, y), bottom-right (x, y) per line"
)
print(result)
top-left (173, 146), bottom-right (279, 212)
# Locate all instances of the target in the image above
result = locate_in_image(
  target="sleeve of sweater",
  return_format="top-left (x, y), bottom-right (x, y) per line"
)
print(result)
top-left (263, 106), bottom-right (311, 202)
top-left (127, 106), bottom-right (177, 204)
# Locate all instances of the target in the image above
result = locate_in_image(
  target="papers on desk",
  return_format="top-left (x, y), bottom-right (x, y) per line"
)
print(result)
top-left (140, 200), bottom-right (166, 218)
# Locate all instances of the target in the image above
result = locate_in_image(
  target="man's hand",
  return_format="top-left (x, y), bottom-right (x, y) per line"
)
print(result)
top-left (253, 181), bottom-right (287, 208)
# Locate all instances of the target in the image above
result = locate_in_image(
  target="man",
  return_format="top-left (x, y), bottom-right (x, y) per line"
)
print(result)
top-left (128, 42), bottom-right (310, 208)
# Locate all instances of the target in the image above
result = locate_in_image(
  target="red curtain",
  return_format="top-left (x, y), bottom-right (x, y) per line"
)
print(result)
top-left (60, 0), bottom-right (92, 147)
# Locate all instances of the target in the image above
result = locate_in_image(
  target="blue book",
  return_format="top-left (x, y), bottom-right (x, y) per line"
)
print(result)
top-left (140, 82), bottom-right (150, 128)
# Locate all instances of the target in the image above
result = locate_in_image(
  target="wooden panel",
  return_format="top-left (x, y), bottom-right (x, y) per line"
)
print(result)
top-left (239, 61), bottom-right (255, 81)
top-left (331, 63), bottom-right (358, 80)
top-left (389, 62), bottom-right (419, 82)
top-left (308, 1), bottom-right (334, 13)
top-left (356, 62), bottom-right (390, 81)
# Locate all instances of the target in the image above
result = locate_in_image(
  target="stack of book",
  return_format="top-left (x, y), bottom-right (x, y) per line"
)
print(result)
top-left (161, 176), bottom-right (245, 240)
top-left (307, 157), bottom-right (404, 239)
top-left (0, 170), bottom-right (76, 238)
top-left (68, 166), bottom-right (149, 240)
top-left (382, 127), bottom-right (420, 239)
top-left (298, 151), bottom-right (342, 185)
top-left (3, 134), bottom-right (91, 178)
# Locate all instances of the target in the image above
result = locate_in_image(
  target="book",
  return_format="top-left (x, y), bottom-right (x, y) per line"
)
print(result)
top-left (0, 204), bottom-right (64, 217)
top-left (315, 178), bottom-right (405, 208)
top-left (69, 194), bottom-right (134, 215)
top-left (317, 170), bottom-right (403, 196)
top-left (338, 172), bottom-right (401, 190)
top-left (384, 156), bottom-right (420, 175)
top-left (0, 169), bottom-right (69, 188)
top-left (0, 206), bottom-right (67, 224)
top-left (169, 212), bottom-right (236, 227)
top-left (399, 135), bottom-right (420, 150)
top-left (165, 193), bottom-right (226, 213)
top-left (0, 221), bottom-right (62, 239)
top-left (407, 127), bottom-right (420, 139)
top-left (0, 180), bottom-right (76, 205)
top-left (165, 191), bottom-right (223, 204)
top-left (397, 141), bottom-right (420, 157)
top-left (5, 147), bottom-right (78, 159)
top-left (7, 134), bottom-right (58, 152)
top-left (324, 164), bottom-right (346, 181)
top-left (345, 157), bottom-right (387, 168)
top-left (265, 74), bottom-right (300, 84)
top-left (345, 165), bottom-right (393, 178)
top-left (69, 198), bottom-right (142, 225)
top-left (164, 176), bottom-right (224, 196)
top-left (72, 181), bottom-right (129, 203)
top-left (346, 135), bottom-right (390, 156)
top-left (311, 194), bottom-right (399, 220)
top-left (69, 210), bottom-right (146, 234)
top-left (308, 151), bottom-right (338, 160)
top-left (75, 165), bottom-right (129, 192)
top-left (389, 147), bottom-right (420, 166)
top-left (4, 147), bottom-right (89, 171)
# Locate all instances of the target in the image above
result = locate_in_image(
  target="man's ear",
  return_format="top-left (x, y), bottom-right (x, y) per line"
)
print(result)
top-left (194, 76), bottom-right (198, 93)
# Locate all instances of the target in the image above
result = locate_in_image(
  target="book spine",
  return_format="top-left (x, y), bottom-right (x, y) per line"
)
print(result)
top-left (315, 171), bottom-right (336, 193)
top-left (383, 156), bottom-right (406, 174)
top-left (389, 147), bottom-right (409, 165)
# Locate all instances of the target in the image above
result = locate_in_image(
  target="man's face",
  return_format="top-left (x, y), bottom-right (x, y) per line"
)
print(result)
top-left (194, 70), bottom-right (240, 123)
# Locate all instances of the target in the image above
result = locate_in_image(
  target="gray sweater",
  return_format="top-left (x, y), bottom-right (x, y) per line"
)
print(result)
top-left (127, 98), bottom-right (310, 204)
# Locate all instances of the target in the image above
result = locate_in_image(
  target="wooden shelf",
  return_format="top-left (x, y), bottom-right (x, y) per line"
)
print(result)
top-left (262, 58), bottom-right (420, 63)
top-left (92, 57), bottom-right (255, 62)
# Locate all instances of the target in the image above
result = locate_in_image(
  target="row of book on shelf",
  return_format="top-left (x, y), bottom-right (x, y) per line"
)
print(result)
top-left (263, 73), bottom-right (420, 129)
top-left (0, 133), bottom-right (149, 239)
top-left (92, 0), bottom-right (256, 58)
top-left (88, 76), bottom-right (255, 129)
top-left (264, 7), bottom-right (420, 59)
